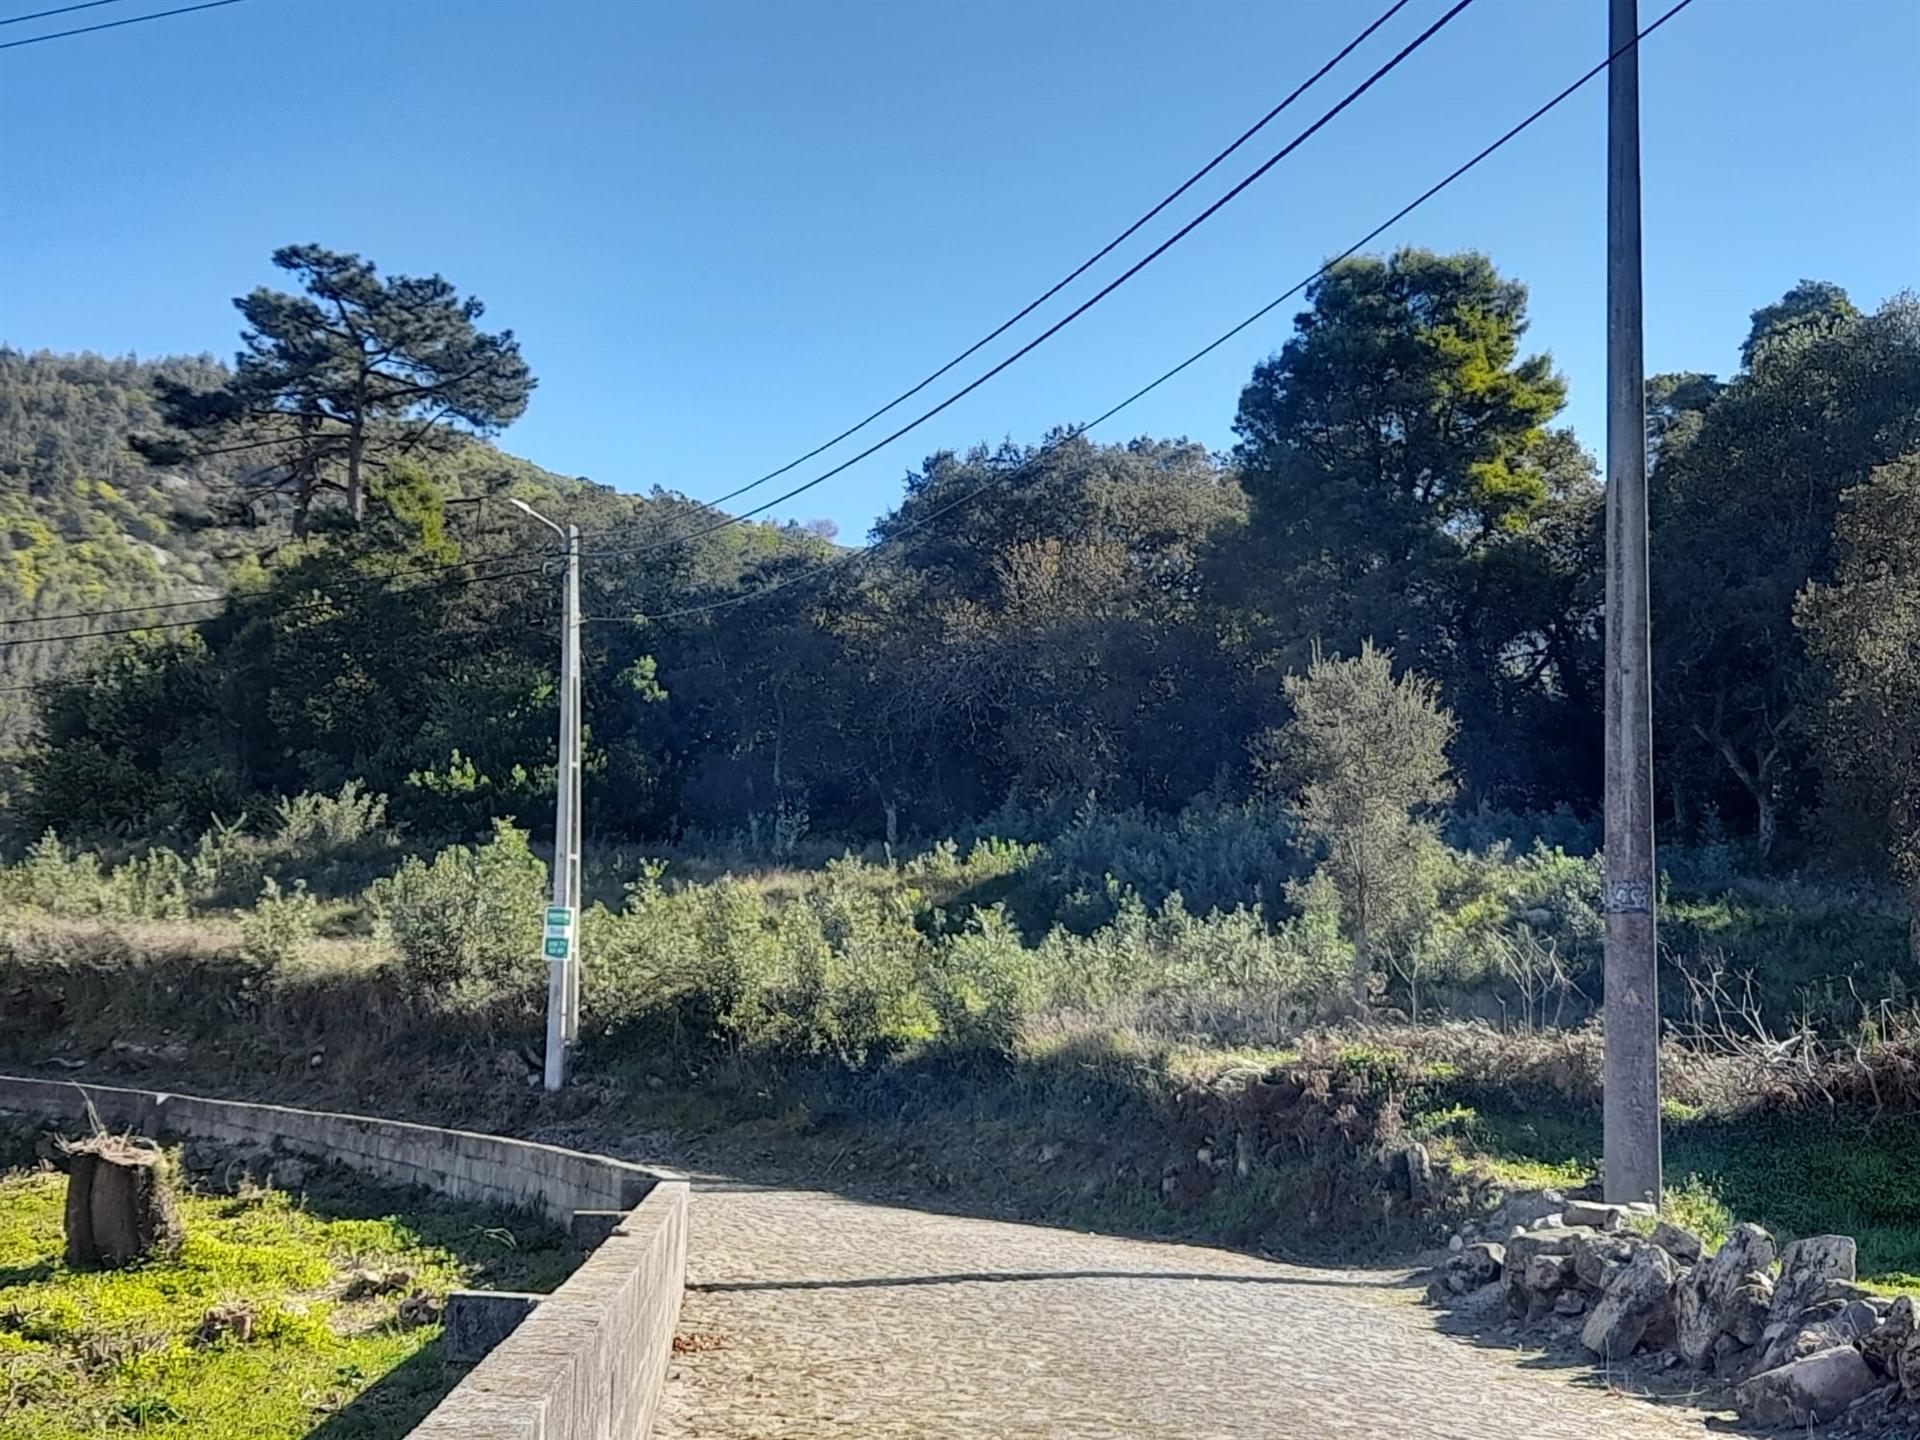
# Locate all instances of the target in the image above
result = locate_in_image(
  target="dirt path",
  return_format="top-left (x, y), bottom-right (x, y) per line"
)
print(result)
top-left (657, 1181), bottom-right (1720, 1439)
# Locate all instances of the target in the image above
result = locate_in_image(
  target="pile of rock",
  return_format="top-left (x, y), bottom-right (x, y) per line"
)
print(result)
top-left (1428, 1199), bottom-right (1920, 1430)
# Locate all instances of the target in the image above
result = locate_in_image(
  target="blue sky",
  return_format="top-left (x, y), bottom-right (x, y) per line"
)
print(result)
top-left (3, 0), bottom-right (1915, 538)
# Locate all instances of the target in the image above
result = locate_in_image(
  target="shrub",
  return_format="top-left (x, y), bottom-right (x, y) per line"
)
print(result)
top-left (268, 781), bottom-right (396, 867)
top-left (189, 817), bottom-right (264, 906)
top-left (369, 820), bottom-right (547, 998)
top-left (927, 907), bottom-right (1038, 1057)
top-left (1036, 795), bottom-right (1305, 927)
top-left (0, 831), bottom-right (107, 915)
top-left (238, 878), bottom-right (317, 968)
top-left (107, 847), bottom-right (192, 921)
top-left (585, 863), bottom-right (937, 1066)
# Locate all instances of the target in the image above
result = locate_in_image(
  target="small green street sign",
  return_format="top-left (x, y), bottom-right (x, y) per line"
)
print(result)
top-left (543, 936), bottom-right (570, 959)
top-left (545, 906), bottom-right (573, 929)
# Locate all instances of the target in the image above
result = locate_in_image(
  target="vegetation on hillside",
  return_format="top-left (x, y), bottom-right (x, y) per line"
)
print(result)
top-left (6, 248), bottom-right (1913, 952)
top-left (2, 242), bottom-right (1917, 1294)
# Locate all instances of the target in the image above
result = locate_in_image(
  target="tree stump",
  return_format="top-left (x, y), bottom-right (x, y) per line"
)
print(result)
top-left (63, 1138), bottom-right (183, 1268)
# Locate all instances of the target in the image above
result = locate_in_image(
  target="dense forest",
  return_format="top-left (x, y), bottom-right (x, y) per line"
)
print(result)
top-left (1, 248), bottom-right (1916, 916)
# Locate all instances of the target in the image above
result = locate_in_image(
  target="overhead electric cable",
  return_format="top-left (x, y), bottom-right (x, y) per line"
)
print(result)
top-left (0, 559), bottom-right (552, 654)
top-left (1, 546), bottom-right (561, 630)
top-left (0, 0), bottom-right (132, 28)
top-left (583, 0), bottom-right (1477, 567)
top-left (671, 0), bottom-right (1416, 525)
top-left (0, 0), bottom-right (243, 52)
top-left (586, 0), bottom-right (1698, 628)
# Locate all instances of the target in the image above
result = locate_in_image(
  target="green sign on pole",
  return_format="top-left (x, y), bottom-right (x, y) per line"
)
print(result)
top-left (544, 935), bottom-right (570, 960)
top-left (546, 906), bottom-right (573, 929)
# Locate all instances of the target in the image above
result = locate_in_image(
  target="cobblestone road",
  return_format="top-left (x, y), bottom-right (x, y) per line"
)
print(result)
top-left (656, 1182), bottom-right (1719, 1439)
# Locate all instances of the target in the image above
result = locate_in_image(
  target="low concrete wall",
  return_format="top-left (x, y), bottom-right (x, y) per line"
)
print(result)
top-left (0, 1074), bottom-right (662, 1224)
top-left (0, 1075), bottom-right (689, 1439)
top-left (412, 1180), bottom-right (688, 1440)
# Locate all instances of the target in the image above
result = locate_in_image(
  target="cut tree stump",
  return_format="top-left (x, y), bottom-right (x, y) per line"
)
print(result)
top-left (63, 1137), bottom-right (183, 1268)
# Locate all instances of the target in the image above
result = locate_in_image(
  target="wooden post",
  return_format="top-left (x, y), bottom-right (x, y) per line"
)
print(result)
top-left (1603, 0), bottom-right (1663, 1208)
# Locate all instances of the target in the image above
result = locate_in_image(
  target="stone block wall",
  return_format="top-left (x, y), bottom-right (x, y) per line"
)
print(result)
top-left (0, 1075), bottom-right (689, 1438)
top-left (410, 1181), bottom-right (689, 1439)
top-left (0, 1074), bottom-right (662, 1223)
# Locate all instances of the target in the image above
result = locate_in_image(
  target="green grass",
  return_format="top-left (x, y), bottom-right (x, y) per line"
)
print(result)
top-left (1424, 1084), bottom-right (1920, 1289)
top-left (0, 1165), bottom-right (580, 1440)
top-left (1662, 886), bottom-right (1912, 1031)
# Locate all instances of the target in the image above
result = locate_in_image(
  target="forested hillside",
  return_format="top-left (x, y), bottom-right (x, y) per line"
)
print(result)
top-left (2, 251), bottom-right (1916, 919)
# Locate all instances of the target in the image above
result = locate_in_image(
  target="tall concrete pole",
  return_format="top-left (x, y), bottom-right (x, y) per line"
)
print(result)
top-left (513, 499), bottom-right (582, 1093)
top-left (1603, 0), bottom-right (1662, 1207)
top-left (563, 522), bottom-right (583, 1046)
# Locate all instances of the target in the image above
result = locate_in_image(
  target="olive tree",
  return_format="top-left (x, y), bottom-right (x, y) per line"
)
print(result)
top-left (1263, 642), bottom-right (1457, 1004)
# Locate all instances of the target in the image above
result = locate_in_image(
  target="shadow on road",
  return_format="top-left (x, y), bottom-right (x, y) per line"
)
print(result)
top-left (1424, 1295), bottom-right (1740, 1431)
top-left (693, 1265), bottom-right (1385, 1293)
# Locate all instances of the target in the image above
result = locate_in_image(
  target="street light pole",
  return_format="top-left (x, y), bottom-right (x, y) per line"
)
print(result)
top-left (1603, 0), bottom-right (1662, 1207)
top-left (510, 499), bottom-right (582, 1092)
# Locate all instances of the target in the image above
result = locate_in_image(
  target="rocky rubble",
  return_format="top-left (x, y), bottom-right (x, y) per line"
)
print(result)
top-left (1427, 1197), bottom-right (1919, 1431)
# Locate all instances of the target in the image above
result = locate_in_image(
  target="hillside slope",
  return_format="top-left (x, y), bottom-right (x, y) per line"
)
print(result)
top-left (0, 349), bottom-right (752, 739)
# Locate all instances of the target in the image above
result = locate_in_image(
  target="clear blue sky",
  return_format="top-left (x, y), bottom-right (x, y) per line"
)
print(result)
top-left (3, 0), bottom-right (1915, 538)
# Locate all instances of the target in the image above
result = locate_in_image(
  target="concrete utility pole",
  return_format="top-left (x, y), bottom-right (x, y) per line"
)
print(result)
top-left (511, 499), bottom-right (583, 1092)
top-left (1603, 0), bottom-right (1662, 1207)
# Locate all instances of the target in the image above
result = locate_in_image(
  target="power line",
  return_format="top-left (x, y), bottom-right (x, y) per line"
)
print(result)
top-left (588, 0), bottom-right (1698, 630)
top-left (0, 0), bottom-right (244, 52)
top-left (0, 558), bottom-right (551, 655)
top-left (0, 525), bottom-right (566, 630)
top-left (0, 0), bottom-right (130, 27)
top-left (582, 0), bottom-right (1478, 569)
top-left (663, 0), bottom-right (1415, 529)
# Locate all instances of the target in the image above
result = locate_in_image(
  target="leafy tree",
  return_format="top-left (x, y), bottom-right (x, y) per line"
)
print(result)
top-left (1652, 291), bottom-right (1920, 854)
top-left (1227, 247), bottom-right (1586, 807)
top-left (1797, 453), bottom-right (1920, 958)
top-left (1261, 643), bottom-right (1457, 1003)
top-left (1741, 279), bottom-right (1859, 368)
top-left (135, 246), bottom-right (534, 533)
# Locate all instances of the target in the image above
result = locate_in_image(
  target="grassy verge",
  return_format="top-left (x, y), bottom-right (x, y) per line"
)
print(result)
top-left (6, 913), bottom-right (1920, 1298)
top-left (0, 1158), bottom-right (579, 1440)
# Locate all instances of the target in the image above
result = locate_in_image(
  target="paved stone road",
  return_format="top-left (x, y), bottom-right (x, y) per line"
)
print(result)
top-left (656, 1182), bottom-right (1719, 1439)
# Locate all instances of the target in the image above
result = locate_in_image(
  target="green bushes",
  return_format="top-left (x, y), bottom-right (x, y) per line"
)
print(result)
top-left (582, 864), bottom-right (936, 1065)
top-left (0, 783), bottom-right (399, 921)
top-left (1033, 797), bottom-right (1304, 927)
top-left (238, 878), bottom-right (318, 967)
top-left (577, 861), bottom-right (1356, 1071)
top-left (369, 820), bottom-right (546, 998)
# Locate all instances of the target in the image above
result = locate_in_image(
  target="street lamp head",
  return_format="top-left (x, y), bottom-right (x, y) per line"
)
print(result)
top-left (508, 496), bottom-right (565, 539)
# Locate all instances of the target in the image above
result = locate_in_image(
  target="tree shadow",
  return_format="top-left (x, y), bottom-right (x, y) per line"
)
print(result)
top-left (1424, 1294), bottom-right (1745, 1429)
top-left (0, 1259), bottom-right (55, 1287)
top-left (692, 1266), bottom-right (1387, 1295)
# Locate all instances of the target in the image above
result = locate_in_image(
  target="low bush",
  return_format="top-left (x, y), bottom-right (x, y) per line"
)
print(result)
top-left (238, 877), bottom-right (318, 968)
top-left (369, 819), bottom-right (547, 999)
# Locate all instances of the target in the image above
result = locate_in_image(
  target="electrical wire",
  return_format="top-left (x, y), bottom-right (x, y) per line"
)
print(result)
top-left (0, 0), bottom-right (243, 52)
top-left (0, 0), bottom-right (131, 27)
top-left (663, 0), bottom-right (1416, 527)
top-left (581, 0), bottom-right (1478, 567)
top-left (0, 559), bottom-right (552, 654)
top-left (585, 0), bottom-right (1698, 629)
top-left (0, 545), bottom-right (560, 630)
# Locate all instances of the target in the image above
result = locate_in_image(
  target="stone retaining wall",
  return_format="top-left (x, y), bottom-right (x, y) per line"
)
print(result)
top-left (412, 1180), bottom-right (688, 1439)
top-left (0, 1075), bottom-right (689, 1439)
top-left (0, 1074), bottom-right (660, 1223)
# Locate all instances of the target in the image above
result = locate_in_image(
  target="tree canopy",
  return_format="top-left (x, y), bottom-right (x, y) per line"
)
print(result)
top-left (134, 246), bottom-right (534, 533)
top-left (4, 251), bottom-right (1914, 906)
